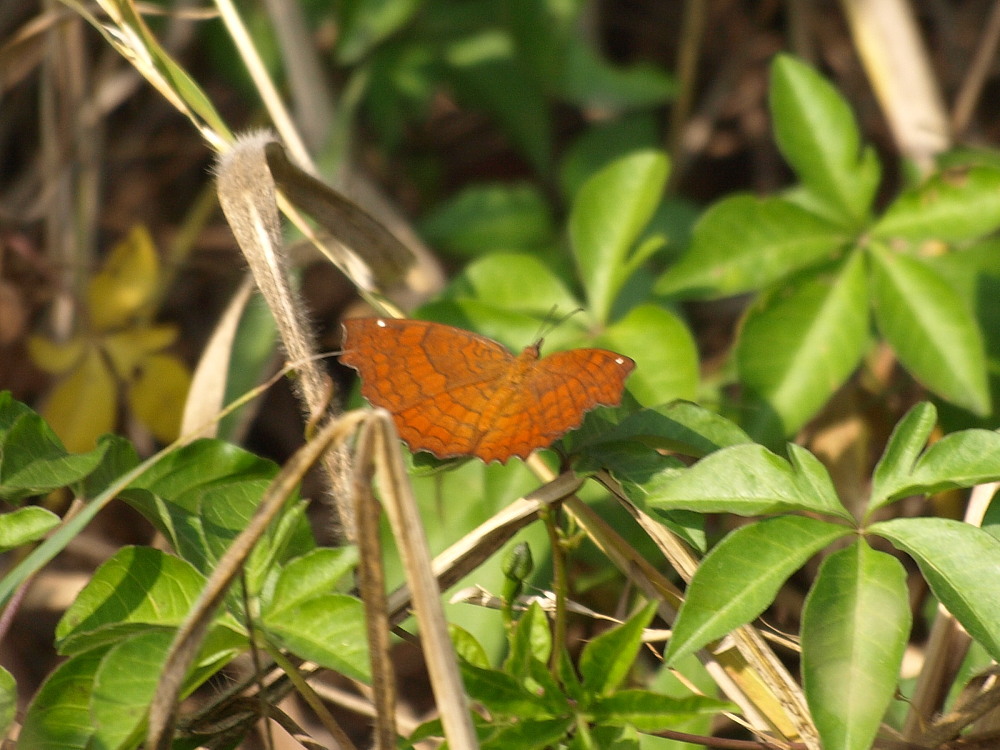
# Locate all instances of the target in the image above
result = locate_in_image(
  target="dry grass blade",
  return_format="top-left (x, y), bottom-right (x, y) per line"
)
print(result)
top-left (385, 471), bottom-right (585, 625)
top-left (180, 274), bottom-right (255, 441)
top-left (840, 0), bottom-right (949, 169)
top-left (264, 142), bottom-right (415, 289)
top-left (366, 409), bottom-right (479, 749)
top-left (351, 418), bottom-right (398, 749)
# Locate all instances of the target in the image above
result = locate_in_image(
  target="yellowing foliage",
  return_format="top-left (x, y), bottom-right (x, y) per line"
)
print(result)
top-left (29, 226), bottom-right (191, 452)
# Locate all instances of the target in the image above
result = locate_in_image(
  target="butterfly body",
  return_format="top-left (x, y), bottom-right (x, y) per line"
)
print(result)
top-left (340, 317), bottom-right (634, 463)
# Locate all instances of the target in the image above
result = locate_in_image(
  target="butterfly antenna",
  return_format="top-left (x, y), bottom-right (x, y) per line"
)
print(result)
top-left (534, 306), bottom-right (585, 344)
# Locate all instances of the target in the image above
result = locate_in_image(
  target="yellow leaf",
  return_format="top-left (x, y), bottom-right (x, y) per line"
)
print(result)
top-left (103, 324), bottom-right (179, 379)
top-left (129, 353), bottom-right (191, 443)
top-left (40, 348), bottom-right (117, 453)
top-left (27, 334), bottom-right (86, 374)
top-left (87, 225), bottom-right (161, 331)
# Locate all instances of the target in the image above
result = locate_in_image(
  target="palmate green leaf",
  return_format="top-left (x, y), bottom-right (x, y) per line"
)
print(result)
top-left (644, 443), bottom-right (853, 520)
top-left (664, 516), bottom-right (851, 664)
top-left (0, 506), bottom-right (59, 552)
top-left (656, 195), bottom-right (850, 299)
top-left (871, 424), bottom-right (1000, 505)
top-left (869, 243), bottom-right (990, 415)
top-left (872, 166), bottom-right (1000, 241)
top-left (19, 647), bottom-right (106, 750)
top-left (909, 429), bottom-right (1000, 490)
top-left (589, 689), bottom-right (731, 732)
top-left (55, 547), bottom-right (209, 655)
top-left (802, 541), bottom-right (910, 750)
top-left (579, 601), bottom-right (658, 697)
top-left (868, 402), bottom-right (938, 513)
top-left (738, 249), bottom-right (868, 439)
top-left (570, 150), bottom-right (668, 323)
top-left (870, 517), bottom-right (1000, 659)
top-left (769, 54), bottom-right (880, 225)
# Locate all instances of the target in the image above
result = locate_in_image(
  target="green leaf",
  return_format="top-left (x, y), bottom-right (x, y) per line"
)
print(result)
top-left (0, 666), bottom-right (14, 740)
top-left (524, 652), bottom-right (574, 717)
top-left (802, 542), bottom-right (910, 750)
top-left (770, 54), bottom-right (880, 224)
top-left (601, 401), bottom-right (753, 462)
top-left (449, 624), bottom-right (491, 669)
top-left (0, 506), bottom-right (60, 552)
top-left (459, 661), bottom-right (556, 719)
top-left (556, 644), bottom-right (584, 705)
top-left (55, 546), bottom-right (207, 654)
top-left (446, 31), bottom-right (551, 172)
top-left (264, 547), bottom-right (359, 608)
top-left (261, 593), bottom-right (368, 682)
top-left (579, 601), bottom-right (657, 696)
top-left (869, 243), bottom-right (990, 415)
top-left (505, 601), bottom-right (551, 678)
top-left (19, 648), bottom-right (106, 750)
top-left (737, 250), bottom-right (869, 438)
top-left (336, 0), bottom-right (423, 63)
top-left (80, 432), bottom-right (140, 499)
top-left (559, 114), bottom-right (660, 200)
top-left (657, 195), bottom-right (850, 298)
top-left (123, 439), bottom-right (311, 582)
top-left (788, 443), bottom-right (849, 513)
top-left (419, 183), bottom-right (556, 257)
top-left (872, 166), bottom-right (1000, 241)
top-left (589, 689), bottom-right (731, 731)
top-left (868, 402), bottom-right (938, 513)
top-left (90, 630), bottom-right (174, 749)
top-left (922, 240), bottom-right (1000, 396)
top-left (645, 443), bottom-right (853, 520)
top-left (560, 37), bottom-right (675, 110)
top-left (597, 303), bottom-right (698, 406)
top-left (570, 150), bottom-right (668, 322)
top-left (441, 252), bottom-right (582, 325)
top-left (870, 517), bottom-right (1000, 659)
top-left (900, 428), bottom-right (1000, 497)
top-left (479, 717), bottom-right (575, 750)
top-left (665, 516), bottom-right (851, 664)
top-left (0, 391), bottom-right (121, 503)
